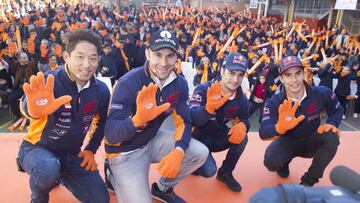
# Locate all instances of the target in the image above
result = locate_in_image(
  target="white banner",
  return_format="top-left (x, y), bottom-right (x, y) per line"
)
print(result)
top-left (334, 0), bottom-right (358, 10)
top-left (250, 0), bottom-right (258, 9)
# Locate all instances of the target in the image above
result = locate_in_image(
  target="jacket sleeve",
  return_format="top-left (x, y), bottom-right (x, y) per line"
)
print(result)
top-left (85, 85), bottom-right (110, 153)
top-left (259, 99), bottom-right (280, 140)
top-left (104, 81), bottom-right (138, 145)
top-left (189, 84), bottom-right (212, 127)
top-left (237, 97), bottom-right (251, 131)
top-left (323, 88), bottom-right (344, 127)
top-left (172, 83), bottom-right (192, 152)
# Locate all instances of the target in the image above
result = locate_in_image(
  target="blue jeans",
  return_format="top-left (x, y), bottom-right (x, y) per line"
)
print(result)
top-left (18, 141), bottom-right (109, 203)
top-left (107, 129), bottom-right (209, 203)
top-left (193, 129), bottom-right (248, 177)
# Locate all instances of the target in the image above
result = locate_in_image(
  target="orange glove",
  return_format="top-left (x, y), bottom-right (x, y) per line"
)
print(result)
top-left (132, 83), bottom-right (170, 127)
top-left (270, 84), bottom-right (278, 92)
top-left (205, 82), bottom-right (231, 114)
top-left (157, 148), bottom-right (185, 178)
top-left (78, 150), bottom-right (97, 171)
top-left (317, 124), bottom-right (339, 135)
top-left (54, 44), bottom-right (62, 57)
top-left (1, 33), bottom-right (9, 41)
top-left (275, 99), bottom-right (305, 135)
top-left (228, 122), bottom-right (247, 144)
top-left (23, 72), bottom-right (72, 118)
top-left (28, 39), bottom-right (35, 54)
top-left (8, 42), bottom-right (17, 56)
top-left (40, 45), bottom-right (48, 58)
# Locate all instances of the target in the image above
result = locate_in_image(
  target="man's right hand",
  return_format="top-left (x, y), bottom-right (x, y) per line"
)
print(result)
top-left (23, 72), bottom-right (72, 119)
top-left (275, 99), bottom-right (305, 135)
top-left (132, 83), bottom-right (170, 127)
top-left (205, 82), bottom-right (231, 114)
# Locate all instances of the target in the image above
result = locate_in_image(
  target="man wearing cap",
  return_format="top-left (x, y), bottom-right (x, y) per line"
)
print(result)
top-left (189, 52), bottom-right (250, 192)
top-left (104, 30), bottom-right (208, 203)
top-left (259, 56), bottom-right (343, 186)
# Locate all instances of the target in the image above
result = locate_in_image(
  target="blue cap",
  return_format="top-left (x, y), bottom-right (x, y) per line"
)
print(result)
top-left (279, 56), bottom-right (304, 74)
top-left (223, 52), bottom-right (248, 72)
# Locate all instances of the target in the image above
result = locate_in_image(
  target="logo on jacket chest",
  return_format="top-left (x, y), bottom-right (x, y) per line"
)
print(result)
top-left (162, 92), bottom-right (179, 114)
top-left (83, 100), bottom-right (97, 113)
top-left (224, 106), bottom-right (239, 122)
top-left (306, 101), bottom-right (320, 121)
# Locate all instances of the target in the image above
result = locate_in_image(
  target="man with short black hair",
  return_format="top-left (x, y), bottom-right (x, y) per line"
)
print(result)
top-left (190, 52), bottom-right (250, 192)
top-left (17, 30), bottom-right (110, 203)
top-left (104, 30), bottom-right (208, 203)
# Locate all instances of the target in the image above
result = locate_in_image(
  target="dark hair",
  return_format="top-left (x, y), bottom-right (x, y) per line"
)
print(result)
top-left (65, 30), bottom-right (102, 55)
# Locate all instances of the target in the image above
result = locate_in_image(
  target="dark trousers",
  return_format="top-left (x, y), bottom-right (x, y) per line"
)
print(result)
top-left (264, 132), bottom-right (339, 185)
top-left (193, 129), bottom-right (248, 176)
top-left (336, 94), bottom-right (348, 115)
top-left (355, 96), bottom-right (360, 114)
top-left (8, 88), bottom-right (24, 118)
top-left (249, 100), bottom-right (264, 123)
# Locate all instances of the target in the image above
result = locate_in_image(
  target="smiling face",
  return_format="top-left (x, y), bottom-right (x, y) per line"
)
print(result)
top-left (280, 66), bottom-right (305, 96)
top-left (63, 41), bottom-right (99, 86)
top-left (145, 48), bottom-right (177, 83)
top-left (220, 68), bottom-right (245, 94)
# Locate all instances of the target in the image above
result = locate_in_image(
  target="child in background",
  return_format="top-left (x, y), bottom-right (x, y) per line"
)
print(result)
top-left (249, 73), bottom-right (273, 123)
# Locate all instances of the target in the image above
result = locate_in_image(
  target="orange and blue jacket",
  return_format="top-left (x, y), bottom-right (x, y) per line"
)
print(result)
top-left (259, 82), bottom-right (344, 140)
top-left (104, 65), bottom-right (191, 159)
top-left (189, 80), bottom-right (251, 136)
top-left (21, 67), bottom-right (110, 154)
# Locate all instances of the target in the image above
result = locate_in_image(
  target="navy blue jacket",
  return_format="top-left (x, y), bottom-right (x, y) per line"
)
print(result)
top-left (318, 64), bottom-right (334, 90)
top-left (335, 73), bottom-right (351, 97)
top-left (21, 67), bottom-right (110, 154)
top-left (259, 82), bottom-right (343, 140)
top-left (105, 64), bottom-right (192, 157)
top-left (190, 81), bottom-right (250, 136)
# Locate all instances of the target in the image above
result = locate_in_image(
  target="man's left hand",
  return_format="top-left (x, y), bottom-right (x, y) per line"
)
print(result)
top-left (78, 150), bottom-right (97, 171)
top-left (317, 124), bottom-right (339, 136)
top-left (157, 148), bottom-right (184, 178)
top-left (228, 122), bottom-right (247, 144)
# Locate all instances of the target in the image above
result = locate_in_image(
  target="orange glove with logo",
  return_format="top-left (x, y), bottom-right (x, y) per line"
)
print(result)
top-left (78, 150), bottom-right (97, 171)
top-left (275, 99), bottom-right (305, 135)
top-left (157, 148), bottom-right (185, 178)
top-left (317, 124), bottom-right (339, 135)
top-left (23, 72), bottom-right (72, 118)
top-left (205, 82), bottom-right (231, 114)
top-left (132, 83), bottom-right (170, 127)
top-left (228, 122), bottom-right (247, 144)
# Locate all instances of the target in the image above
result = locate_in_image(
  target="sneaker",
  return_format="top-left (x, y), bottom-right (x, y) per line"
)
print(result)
top-left (276, 164), bottom-right (290, 178)
top-left (342, 115), bottom-right (346, 120)
top-left (104, 162), bottom-right (115, 193)
top-left (216, 169), bottom-right (241, 192)
top-left (151, 183), bottom-right (186, 203)
top-left (354, 113), bottom-right (359, 118)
